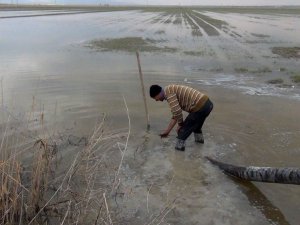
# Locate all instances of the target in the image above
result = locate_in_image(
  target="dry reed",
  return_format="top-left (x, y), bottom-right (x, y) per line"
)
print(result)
top-left (0, 96), bottom-right (176, 225)
top-left (0, 93), bottom-right (131, 225)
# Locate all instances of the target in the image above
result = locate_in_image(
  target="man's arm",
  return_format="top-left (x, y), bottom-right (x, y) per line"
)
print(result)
top-left (160, 118), bottom-right (177, 138)
top-left (166, 94), bottom-right (183, 125)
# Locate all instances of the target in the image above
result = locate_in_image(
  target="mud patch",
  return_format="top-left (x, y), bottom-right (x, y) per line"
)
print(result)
top-left (183, 13), bottom-right (203, 36)
top-left (272, 47), bottom-right (300, 58)
top-left (173, 16), bottom-right (182, 25)
top-left (252, 67), bottom-right (272, 73)
top-left (251, 33), bottom-right (270, 38)
top-left (267, 78), bottom-right (284, 84)
top-left (193, 10), bottom-right (228, 29)
top-left (191, 29), bottom-right (202, 37)
top-left (291, 75), bottom-right (300, 83)
top-left (190, 12), bottom-right (220, 36)
top-left (235, 67), bottom-right (272, 74)
top-left (87, 37), bottom-right (177, 53)
top-left (235, 68), bottom-right (248, 73)
top-left (184, 51), bottom-right (206, 56)
top-left (154, 30), bottom-right (165, 35)
top-left (164, 17), bottom-right (173, 24)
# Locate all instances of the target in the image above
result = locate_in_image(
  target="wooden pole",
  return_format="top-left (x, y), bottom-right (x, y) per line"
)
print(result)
top-left (136, 51), bottom-right (150, 130)
top-left (206, 156), bottom-right (300, 185)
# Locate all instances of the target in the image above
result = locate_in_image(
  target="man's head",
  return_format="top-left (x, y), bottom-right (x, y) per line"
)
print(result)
top-left (150, 84), bottom-right (164, 101)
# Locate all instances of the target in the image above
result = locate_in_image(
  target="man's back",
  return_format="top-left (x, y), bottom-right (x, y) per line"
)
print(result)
top-left (165, 84), bottom-right (208, 121)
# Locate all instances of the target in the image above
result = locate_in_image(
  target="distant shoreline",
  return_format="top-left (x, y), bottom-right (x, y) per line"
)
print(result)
top-left (1, 4), bottom-right (300, 19)
top-left (0, 4), bottom-right (136, 11)
top-left (1, 3), bottom-right (300, 11)
top-left (0, 4), bottom-right (139, 18)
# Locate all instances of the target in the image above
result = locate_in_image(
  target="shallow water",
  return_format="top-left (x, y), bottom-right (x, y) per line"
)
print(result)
top-left (0, 8), bottom-right (300, 225)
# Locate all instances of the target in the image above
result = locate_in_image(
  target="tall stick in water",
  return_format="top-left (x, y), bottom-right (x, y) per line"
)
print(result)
top-left (136, 51), bottom-right (150, 130)
top-left (1, 77), bottom-right (3, 107)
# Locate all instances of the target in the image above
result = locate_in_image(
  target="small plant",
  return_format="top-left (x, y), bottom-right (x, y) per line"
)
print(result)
top-left (252, 67), bottom-right (272, 73)
top-left (191, 29), bottom-right (202, 37)
top-left (155, 30), bottom-right (165, 35)
top-left (267, 78), bottom-right (284, 84)
top-left (272, 47), bottom-right (300, 58)
top-left (184, 51), bottom-right (205, 56)
top-left (279, 67), bottom-right (286, 72)
top-left (251, 33), bottom-right (270, 38)
top-left (235, 68), bottom-right (248, 73)
top-left (291, 75), bottom-right (300, 83)
top-left (173, 17), bottom-right (182, 24)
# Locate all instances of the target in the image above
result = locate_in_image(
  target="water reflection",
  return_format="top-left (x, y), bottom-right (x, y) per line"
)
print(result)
top-left (232, 178), bottom-right (290, 225)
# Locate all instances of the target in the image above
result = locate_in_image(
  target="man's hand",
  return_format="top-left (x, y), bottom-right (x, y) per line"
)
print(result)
top-left (159, 119), bottom-right (177, 138)
top-left (160, 131), bottom-right (169, 138)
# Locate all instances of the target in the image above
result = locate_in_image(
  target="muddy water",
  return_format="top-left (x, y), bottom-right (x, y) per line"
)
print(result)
top-left (0, 8), bottom-right (300, 225)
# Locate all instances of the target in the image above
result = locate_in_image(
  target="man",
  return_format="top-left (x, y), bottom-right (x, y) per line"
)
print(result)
top-left (150, 84), bottom-right (213, 151)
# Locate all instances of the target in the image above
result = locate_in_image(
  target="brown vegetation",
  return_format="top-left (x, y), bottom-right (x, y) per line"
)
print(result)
top-left (0, 92), bottom-right (128, 224)
top-left (0, 97), bottom-right (176, 224)
top-left (291, 74), bottom-right (300, 83)
top-left (87, 37), bottom-right (177, 53)
top-left (267, 78), bottom-right (284, 84)
top-left (272, 47), bottom-right (300, 58)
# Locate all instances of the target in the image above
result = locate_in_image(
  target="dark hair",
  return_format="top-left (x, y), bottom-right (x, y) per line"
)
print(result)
top-left (149, 85), bottom-right (162, 98)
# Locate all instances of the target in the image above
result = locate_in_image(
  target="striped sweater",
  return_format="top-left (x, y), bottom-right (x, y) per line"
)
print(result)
top-left (164, 84), bottom-right (208, 124)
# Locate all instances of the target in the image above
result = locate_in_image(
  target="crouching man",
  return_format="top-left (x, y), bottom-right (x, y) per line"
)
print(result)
top-left (150, 84), bottom-right (213, 151)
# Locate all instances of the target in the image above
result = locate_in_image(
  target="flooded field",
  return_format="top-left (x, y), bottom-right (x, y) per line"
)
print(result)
top-left (0, 6), bottom-right (300, 225)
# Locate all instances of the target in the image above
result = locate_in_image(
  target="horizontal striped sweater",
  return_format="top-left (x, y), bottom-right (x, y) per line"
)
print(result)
top-left (164, 84), bottom-right (208, 124)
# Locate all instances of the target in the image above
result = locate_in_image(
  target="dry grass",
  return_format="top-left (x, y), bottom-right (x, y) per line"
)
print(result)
top-left (0, 98), bottom-right (128, 224)
top-left (0, 160), bottom-right (23, 223)
top-left (0, 96), bottom-right (176, 225)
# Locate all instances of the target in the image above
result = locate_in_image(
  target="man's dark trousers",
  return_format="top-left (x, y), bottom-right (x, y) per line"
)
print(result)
top-left (177, 99), bottom-right (213, 141)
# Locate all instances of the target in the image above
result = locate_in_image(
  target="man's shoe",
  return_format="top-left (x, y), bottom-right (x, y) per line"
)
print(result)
top-left (194, 133), bottom-right (204, 144)
top-left (175, 139), bottom-right (185, 151)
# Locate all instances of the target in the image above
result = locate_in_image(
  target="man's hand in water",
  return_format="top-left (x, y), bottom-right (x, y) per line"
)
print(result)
top-left (160, 119), bottom-right (177, 138)
top-left (160, 132), bottom-right (169, 138)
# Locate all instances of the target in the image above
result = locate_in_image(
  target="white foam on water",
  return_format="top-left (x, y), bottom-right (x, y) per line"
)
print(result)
top-left (185, 73), bottom-right (300, 101)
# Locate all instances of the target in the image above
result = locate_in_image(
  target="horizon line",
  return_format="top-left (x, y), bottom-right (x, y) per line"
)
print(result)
top-left (1, 3), bottom-right (300, 6)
